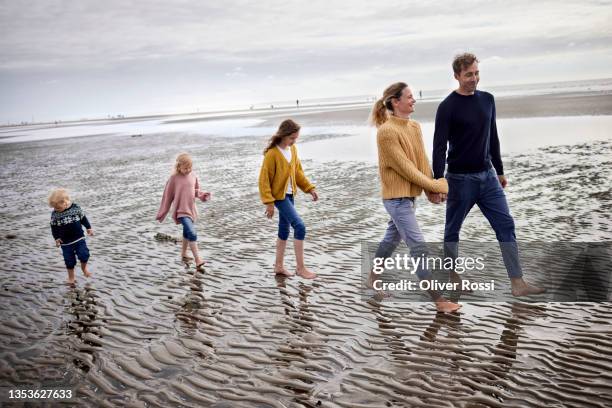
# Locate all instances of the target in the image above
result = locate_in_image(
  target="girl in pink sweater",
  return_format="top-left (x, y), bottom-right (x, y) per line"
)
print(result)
top-left (156, 153), bottom-right (210, 270)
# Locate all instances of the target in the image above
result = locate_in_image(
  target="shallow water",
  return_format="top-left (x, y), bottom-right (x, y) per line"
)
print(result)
top-left (0, 130), bottom-right (611, 407)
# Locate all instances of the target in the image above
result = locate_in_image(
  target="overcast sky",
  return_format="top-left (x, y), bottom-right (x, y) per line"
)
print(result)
top-left (1, 0), bottom-right (611, 123)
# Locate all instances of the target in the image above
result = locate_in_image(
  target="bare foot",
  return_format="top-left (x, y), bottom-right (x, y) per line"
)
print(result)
top-left (81, 264), bottom-right (92, 278)
top-left (435, 298), bottom-right (462, 313)
top-left (511, 278), bottom-right (546, 297)
top-left (66, 278), bottom-right (76, 284)
top-left (296, 267), bottom-right (316, 279)
top-left (274, 264), bottom-right (294, 277)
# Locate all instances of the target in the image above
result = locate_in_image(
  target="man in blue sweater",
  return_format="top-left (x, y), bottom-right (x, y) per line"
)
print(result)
top-left (432, 53), bottom-right (544, 297)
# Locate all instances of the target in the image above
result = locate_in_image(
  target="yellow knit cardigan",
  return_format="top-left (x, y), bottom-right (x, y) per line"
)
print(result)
top-left (377, 115), bottom-right (448, 199)
top-left (258, 145), bottom-right (315, 204)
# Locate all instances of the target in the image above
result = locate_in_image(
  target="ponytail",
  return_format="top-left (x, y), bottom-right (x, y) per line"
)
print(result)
top-left (369, 82), bottom-right (408, 127)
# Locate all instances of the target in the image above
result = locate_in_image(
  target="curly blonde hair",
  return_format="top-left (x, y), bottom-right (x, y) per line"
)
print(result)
top-left (48, 188), bottom-right (70, 208)
top-left (174, 153), bottom-right (193, 175)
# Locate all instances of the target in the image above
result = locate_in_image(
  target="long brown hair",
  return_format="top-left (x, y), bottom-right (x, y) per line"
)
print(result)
top-left (369, 82), bottom-right (408, 127)
top-left (263, 119), bottom-right (301, 154)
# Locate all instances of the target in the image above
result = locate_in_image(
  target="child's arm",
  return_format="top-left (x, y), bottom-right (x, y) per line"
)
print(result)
top-left (295, 157), bottom-right (316, 194)
top-left (156, 177), bottom-right (176, 222)
top-left (50, 221), bottom-right (62, 247)
top-left (194, 177), bottom-right (211, 202)
top-left (258, 153), bottom-right (276, 204)
top-left (78, 206), bottom-right (94, 236)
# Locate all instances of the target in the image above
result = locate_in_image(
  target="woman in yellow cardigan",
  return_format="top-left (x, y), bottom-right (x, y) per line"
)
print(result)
top-left (369, 82), bottom-right (460, 313)
top-left (258, 119), bottom-right (318, 279)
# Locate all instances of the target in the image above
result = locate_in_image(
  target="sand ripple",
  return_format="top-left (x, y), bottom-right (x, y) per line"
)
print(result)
top-left (0, 133), bottom-right (610, 407)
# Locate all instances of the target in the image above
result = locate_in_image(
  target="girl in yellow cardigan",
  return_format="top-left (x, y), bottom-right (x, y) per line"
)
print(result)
top-left (258, 119), bottom-right (318, 279)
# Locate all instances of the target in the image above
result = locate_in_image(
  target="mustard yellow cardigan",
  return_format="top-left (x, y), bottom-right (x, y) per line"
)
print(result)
top-left (258, 145), bottom-right (315, 204)
top-left (377, 115), bottom-right (448, 199)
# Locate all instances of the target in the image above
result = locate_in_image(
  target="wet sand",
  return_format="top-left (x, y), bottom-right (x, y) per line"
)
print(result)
top-left (0, 105), bottom-right (611, 406)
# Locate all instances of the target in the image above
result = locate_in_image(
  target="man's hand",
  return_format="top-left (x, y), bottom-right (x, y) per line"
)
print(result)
top-left (426, 191), bottom-right (444, 204)
top-left (265, 204), bottom-right (275, 219)
top-left (498, 175), bottom-right (508, 189)
top-left (310, 190), bottom-right (319, 202)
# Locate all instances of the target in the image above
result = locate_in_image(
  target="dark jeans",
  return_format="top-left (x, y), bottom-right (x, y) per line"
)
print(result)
top-left (444, 167), bottom-right (523, 278)
top-left (61, 239), bottom-right (90, 269)
top-left (275, 194), bottom-right (306, 240)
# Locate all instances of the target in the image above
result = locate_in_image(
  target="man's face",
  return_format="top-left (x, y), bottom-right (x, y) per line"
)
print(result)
top-left (455, 61), bottom-right (479, 94)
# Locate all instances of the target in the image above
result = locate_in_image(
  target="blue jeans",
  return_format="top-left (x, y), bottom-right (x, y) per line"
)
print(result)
top-left (444, 167), bottom-right (523, 278)
top-left (374, 197), bottom-right (432, 281)
top-left (179, 216), bottom-right (197, 242)
top-left (275, 194), bottom-right (306, 240)
top-left (61, 239), bottom-right (90, 269)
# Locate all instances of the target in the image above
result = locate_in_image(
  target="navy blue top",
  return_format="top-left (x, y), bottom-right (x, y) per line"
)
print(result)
top-left (50, 203), bottom-right (91, 244)
top-left (432, 90), bottom-right (503, 179)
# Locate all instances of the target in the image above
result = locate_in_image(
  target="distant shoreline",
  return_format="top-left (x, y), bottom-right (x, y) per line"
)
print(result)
top-left (259, 90), bottom-right (612, 127)
top-left (1, 90), bottom-right (611, 139)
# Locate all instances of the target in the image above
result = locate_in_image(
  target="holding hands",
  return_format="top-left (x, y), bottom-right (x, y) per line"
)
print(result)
top-left (426, 191), bottom-right (447, 204)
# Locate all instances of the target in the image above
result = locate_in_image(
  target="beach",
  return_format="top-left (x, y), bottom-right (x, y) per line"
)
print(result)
top-left (0, 90), bottom-right (611, 407)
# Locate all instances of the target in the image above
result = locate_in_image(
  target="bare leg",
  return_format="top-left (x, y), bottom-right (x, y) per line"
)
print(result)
top-left (80, 262), bottom-right (92, 278)
top-left (189, 241), bottom-right (204, 269)
top-left (181, 239), bottom-right (191, 260)
top-left (66, 268), bottom-right (76, 284)
top-left (294, 239), bottom-right (316, 279)
top-left (274, 239), bottom-right (293, 276)
top-left (449, 270), bottom-right (472, 293)
top-left (511, 277), bottom-right (546, 297)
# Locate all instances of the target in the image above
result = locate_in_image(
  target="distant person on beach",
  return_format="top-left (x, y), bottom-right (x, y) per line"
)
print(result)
top-left (432, 52), bottom-right (545, 297)
top-left (296, 99), bottom-right (299, 107)
top-left (368, 82), bottom-right (460, 313)
top-left (156, 153), bottom-right (211, 271)
top-left (49, 189), bottom-right (94, 284)
top-left (258, 119), bottom-right (319, 279)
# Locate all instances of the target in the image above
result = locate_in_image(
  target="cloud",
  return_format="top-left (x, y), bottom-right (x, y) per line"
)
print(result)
top-left (1, 0), bottom-right (611, 122)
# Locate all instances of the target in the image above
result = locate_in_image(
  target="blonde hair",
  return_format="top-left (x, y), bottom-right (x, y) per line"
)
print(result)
top-left (48, 188), bottom-right (70, 208)
top-left (369, 82), bottom-right (408, 127)
top-left (174, 153), bottom-right (193, 175)
top-left (264, 119), bottom-right (301, 154)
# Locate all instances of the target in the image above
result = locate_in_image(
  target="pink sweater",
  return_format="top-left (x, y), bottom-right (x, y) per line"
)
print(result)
top-left (156, 172), bottom-right (208, 224)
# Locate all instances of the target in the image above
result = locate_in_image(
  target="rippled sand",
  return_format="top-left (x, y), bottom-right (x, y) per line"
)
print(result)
top-left (0, 132), bottom-right (610, 407)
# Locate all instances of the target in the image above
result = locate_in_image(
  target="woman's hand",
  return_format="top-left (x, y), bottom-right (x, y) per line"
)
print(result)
top-left (86, 229), bottom-right (94, 236)
top-left (55, 239), bottom-right (62, 247)
top-left (310, 190), bottom-right (319, 202)
top-left (265, 204), bottom-right (275, 219)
